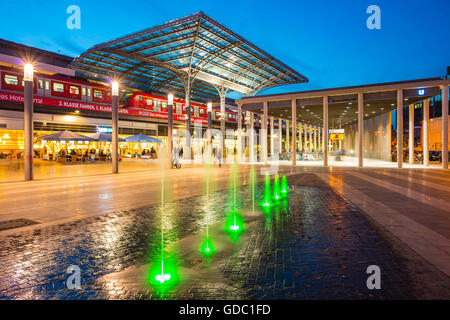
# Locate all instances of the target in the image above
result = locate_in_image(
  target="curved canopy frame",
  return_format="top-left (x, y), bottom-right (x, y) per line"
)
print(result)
top-left (70, 12), bottom-right (308, 102)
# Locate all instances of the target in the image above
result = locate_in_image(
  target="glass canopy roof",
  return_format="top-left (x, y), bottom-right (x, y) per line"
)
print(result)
top-left (70, 11), bottom-right (308, 102)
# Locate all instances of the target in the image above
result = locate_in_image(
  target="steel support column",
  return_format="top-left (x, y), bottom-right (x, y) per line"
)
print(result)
top-left (291, 99), bottom-right (296, 165)
top-left (442, 85), bottom-right (449, 169)
top-left (24, 79), bottom-right (33, 181)
top-left (303, 124), bottom-right (307, 152)
top-left (309, 125), bottom-right (312, 152)
top-left (387, 112), bottom-right (392, 162)
top-left (270, 116), bottom-right (274, 157)
top-left (218, 87), bottom-right (227, 164)
top-left (358, 93), bottom-right (364, 168)
top-left (168, 101), bottom-right (174, 163)
top-left (112, 94), bottom-right (119, 174)
top-left (397, 90), bottom-right (404, 169)
top-left (185, 83), bottom-right (192, 161)
top-left (237, 103), bottom-right (242, 163)
top-left (409, 104), bottom-right (414, 165)
top-left (262, 101), bottom-right (268, 165)
top-left (323, 97), bottom-right (328, 167)
top-left (278, 118), bottom-right (282, 154)
top-left (286, 120), bottom-right (290, 152)
top-left (423, 99), bottom-right (429, 166)
top-left (249, 112), bottom-right (255, 163)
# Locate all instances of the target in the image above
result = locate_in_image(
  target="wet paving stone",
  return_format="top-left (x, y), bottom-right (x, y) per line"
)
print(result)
top-left (0, 183), bottom-right (432, 300)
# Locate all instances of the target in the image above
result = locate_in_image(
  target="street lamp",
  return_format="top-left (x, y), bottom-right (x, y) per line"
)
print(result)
top-left (24, 63), bottom-right (34, 81)
top-left (167, 91), bottom-right (174, 165)
top-left (112, 81), bottom-right (119, 97)
top-left (23, 63), bottom-right (34, 181)
top-left (207, 101), bottom-right (213, 147)
top-left (111, 80), bottom-right (119, 174)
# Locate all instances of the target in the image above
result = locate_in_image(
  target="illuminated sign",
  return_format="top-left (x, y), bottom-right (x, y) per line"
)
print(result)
top-left (330, 133), bottom-right (344, 140)
top-left (98, 126), bottom-right (112, 133)
top-left (418, 89), bottom-right (425, 96)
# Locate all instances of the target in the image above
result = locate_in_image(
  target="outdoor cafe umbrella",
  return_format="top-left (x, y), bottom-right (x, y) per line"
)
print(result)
top-left (86, 132), bottom-right (125, 142)
top-left (37, 130), bottom-right (96, 158)
top-left (125, 134), bottom-right (162, 143)
top-left (37, 130), bottom-right (96, 142)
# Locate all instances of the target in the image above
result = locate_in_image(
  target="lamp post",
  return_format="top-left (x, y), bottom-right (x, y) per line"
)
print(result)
top-left (168, 92), bottom-right (174, 165)
top-left (111, 81), bottom-right (119, 174)
top-left (23, 63), bottom-right (34, 181)
top-left (207, 101), bottom-right (212, 146)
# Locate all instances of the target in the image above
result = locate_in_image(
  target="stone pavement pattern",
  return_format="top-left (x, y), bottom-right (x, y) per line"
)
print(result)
top-left (1, 173), bottom-right (449, 300)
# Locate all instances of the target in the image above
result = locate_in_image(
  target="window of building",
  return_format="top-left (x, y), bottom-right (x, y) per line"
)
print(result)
top-left (53, 82), bottom-right (65, 92)
top-left (94, 89), bottom-right (103, 99)
top-left (69, 86), bottom-right (80, 95)
top-left (4, 74), bottom-right (18, 86)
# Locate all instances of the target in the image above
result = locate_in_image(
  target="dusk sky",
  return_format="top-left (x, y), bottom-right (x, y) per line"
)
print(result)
top-left (0, 0), bottom-right (449, 98)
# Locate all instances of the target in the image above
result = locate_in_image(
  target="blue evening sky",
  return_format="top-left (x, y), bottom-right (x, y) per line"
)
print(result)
top-left (0, 0), bottom-right (448, 98)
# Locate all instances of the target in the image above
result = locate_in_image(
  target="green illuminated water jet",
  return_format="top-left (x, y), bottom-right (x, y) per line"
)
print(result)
top-left (260, 172), bottom-right (272, 210)
top-left (249, 166), bottom-right (256, 214)
top-left (280, 175), bottom-right (289, 198)
top-left (201, 237), bottom-right (215, 256)
top-left (147, 146), bottom-right (177, 292)
top-left (201, 158), bottom-right (215, 257)
top-left (155, 174), bottom-right (171, 284)
top-left (225, 162), bottom-right (244, 240)
top-left (272, 174), bottom-right (281, 203)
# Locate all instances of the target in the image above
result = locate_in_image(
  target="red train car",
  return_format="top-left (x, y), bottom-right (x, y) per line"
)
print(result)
top-left (0, 65), bottom-right (237, 124)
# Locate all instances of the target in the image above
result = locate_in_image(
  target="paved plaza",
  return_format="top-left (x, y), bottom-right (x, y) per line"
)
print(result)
top-left (0, 164), bottom-right (449, 299)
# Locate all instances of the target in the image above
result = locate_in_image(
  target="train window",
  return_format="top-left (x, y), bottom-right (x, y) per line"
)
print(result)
top-left (4, 74), bottom-right (18, 86)
top-left (82, 87), bottom-right (86, 96)
top-left (93, 89), bottom-right (103, 99)
top-left (161, 102), bottom-right (167, 111)
top-left (69, 86), bottom-right (80, 95)
top-left (53, 82), bottom-right (65, 92)
top-left (146, 99), bottom-right (153, 106)
top-left (38, 79), bottom-right (43, 89)
top-left (87, 88), bottom-right (91, 96)
top-left (45, 81), bottom-right (50, 90)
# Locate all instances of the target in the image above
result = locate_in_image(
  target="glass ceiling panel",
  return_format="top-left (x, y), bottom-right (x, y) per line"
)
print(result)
top-left (70, 11), bottom-right (307, 102)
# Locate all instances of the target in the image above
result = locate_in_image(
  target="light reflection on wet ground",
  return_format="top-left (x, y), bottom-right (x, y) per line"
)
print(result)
top-left (0, 184), bottom-right (418, 299)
